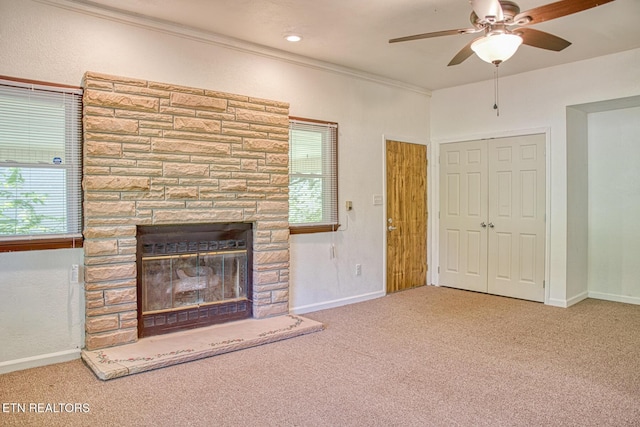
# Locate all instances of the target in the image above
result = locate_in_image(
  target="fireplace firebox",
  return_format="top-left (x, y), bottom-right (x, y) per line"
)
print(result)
top-left (136, 223), bottom-right (253, 338)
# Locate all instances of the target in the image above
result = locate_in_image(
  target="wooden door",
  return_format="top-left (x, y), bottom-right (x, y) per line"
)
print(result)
top-left (386, 140), bottom-right (427, 293)
top-left (487, 134), bottom-right (545, 302)
top-left (439, 140), bottom-right (489, 293)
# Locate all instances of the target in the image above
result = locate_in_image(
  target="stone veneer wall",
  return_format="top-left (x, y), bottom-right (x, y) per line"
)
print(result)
top-left (82, 72), bottom-right (290, 350)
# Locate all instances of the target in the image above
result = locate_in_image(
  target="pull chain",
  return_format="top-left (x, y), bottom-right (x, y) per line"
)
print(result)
top-left (493, 63), bottom-right (500, 117)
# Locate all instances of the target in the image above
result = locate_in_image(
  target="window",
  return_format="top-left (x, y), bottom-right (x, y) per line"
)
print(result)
top-left (288, 117), bottom-right (338, 234)
top-left (0, 77), bottom-right (83, 251)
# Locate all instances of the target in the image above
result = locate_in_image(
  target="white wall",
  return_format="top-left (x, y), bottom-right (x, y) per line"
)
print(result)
top-left (0, 249), bottom-right (84, 374)
top-left (431, 48), bottom-right (640, 307)
top-left (587, 106), bottom-right (640, 304)
top-left (565, 107), bottom-right (589, 305)
top-left (0, 0), bottom-right (430, 370)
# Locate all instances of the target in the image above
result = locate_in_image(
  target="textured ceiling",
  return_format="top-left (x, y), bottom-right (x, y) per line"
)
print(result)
top-left (71, 0), bottom-right (640, 90)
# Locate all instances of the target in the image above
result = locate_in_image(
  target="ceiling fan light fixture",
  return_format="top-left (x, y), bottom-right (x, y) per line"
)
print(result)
top-left (471, 33), bottom-right (523, 64)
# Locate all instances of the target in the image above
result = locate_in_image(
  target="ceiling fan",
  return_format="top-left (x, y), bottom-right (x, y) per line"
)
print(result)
top-left (389, 0), bottom-right (615, 66)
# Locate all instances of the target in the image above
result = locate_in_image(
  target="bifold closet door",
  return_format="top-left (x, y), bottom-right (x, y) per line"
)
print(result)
top-left (487, 135), bottom-right (545, 302)
top-left (439, 135), bottom-right (545, 302)
top-left (439, 140), bottom-right (488, 293)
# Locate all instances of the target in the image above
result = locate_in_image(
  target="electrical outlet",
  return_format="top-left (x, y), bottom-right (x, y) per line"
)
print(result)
top-left (70, 264), bottom-right (79, 284)
top-left (355, 264), bottom-right (362, 276)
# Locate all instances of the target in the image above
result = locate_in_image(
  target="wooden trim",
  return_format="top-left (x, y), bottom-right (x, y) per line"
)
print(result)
top-left (336, 122), bottom-right (339, 233)
top-left (0, 75), bottom-right (82, 90)
top-left (290, 224), bottom-right (340, 234)
top-left (0, 237), bottom-right (84, 252)
top-left (289, 116), bottom-right (338, 126)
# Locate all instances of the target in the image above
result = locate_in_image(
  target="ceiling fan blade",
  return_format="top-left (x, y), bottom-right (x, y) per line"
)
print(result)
top-left (516, 28), bottom-right (571, 51)
top-left (513, 0), bottom-right (615, 25)
top-left (471, 0), bottom-right (504, 21)
top-left (448, 40), bottom-right (476, 66)
top-left (389, 28), bottom-right (477, 44)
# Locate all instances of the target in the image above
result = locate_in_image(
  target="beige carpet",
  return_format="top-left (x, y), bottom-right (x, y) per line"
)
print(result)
top-left (82, 314), bottom-right (324, 380)
top-left (1, 286), bottom-right (639, 426)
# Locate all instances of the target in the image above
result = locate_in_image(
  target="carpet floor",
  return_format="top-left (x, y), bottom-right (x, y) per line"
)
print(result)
top-left (1, 285), bottom-right (639, 426)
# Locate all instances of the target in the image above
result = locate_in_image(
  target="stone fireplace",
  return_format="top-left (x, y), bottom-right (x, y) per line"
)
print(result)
top-left (82, 72), bottom-right (290, 351)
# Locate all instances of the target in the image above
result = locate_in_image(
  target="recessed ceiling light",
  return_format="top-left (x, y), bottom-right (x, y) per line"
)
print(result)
top-left (285, 34), bottom-right (302, 42)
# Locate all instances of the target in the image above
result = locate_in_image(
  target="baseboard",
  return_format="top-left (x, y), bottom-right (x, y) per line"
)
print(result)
top-left (566, 291), bottom-right (589, 307)
top-left (546, 298), bottom-right (569, 308)
top-left (547, 291), bottom-right (640, 308)
top-left (0, 349), bottom-right (81, 375)
top-left (546, 291), bottom-right (588, 308)
top-left (588, 291), bottom-right (640, 306)
top-left (291, 290), bottom-right (386, 314)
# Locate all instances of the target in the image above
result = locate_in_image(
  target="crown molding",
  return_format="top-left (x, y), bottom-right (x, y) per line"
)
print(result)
top-left (35, 0), bottom-right (432, 96)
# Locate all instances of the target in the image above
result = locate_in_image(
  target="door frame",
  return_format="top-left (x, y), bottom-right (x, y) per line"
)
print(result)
top-left (432, 128), bottom-right (552, 305)
top-left (382, 135), bottom-right (432, 295)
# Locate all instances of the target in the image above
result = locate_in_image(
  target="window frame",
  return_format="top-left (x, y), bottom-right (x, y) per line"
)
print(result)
top-left (0, 75), bottom-right (83, 252)
top-left (288, 116), bottom-right (339, 235)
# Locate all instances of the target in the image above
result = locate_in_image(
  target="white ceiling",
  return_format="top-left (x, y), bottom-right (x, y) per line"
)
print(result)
top-left (72, 0), bottom-right (640, 91)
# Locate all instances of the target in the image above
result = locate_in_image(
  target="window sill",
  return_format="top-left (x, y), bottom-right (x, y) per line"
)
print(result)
top-left (0, 236), bottom-right (84, 253)
top-left (289, 224), bottom-right (340, 235)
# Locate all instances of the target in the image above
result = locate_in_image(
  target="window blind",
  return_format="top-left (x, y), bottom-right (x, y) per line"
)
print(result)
top-left (289, 118), bottom-right (338, 229)
top-left (0, 78), bottom-right (83, 239)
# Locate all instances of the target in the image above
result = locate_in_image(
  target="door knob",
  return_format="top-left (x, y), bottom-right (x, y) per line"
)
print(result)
top-left (388, 225), bottom-right (397, 231)
top-left (488, 222), bottom-right (494, 228)
top-left (481, 222), bottom-right (487, 228)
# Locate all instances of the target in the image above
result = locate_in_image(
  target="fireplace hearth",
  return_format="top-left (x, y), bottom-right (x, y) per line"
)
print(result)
top-left (137, 223), bottom-right (253, 337)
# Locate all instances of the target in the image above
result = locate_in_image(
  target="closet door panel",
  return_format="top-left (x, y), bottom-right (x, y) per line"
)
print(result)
top-left (487, 135), bottom-right (545, 302)
top-left (439, 140), bottom-right (488, 293)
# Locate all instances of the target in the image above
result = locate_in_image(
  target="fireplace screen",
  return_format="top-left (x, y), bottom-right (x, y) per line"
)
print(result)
top-left (137, 223), bottom-right (252, 337)
top-left (142, 249), bottom-right (247, 311)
